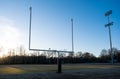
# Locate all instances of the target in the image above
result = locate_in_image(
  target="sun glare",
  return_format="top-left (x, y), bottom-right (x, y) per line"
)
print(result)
top-left (0, 16), bottom-right (21, 57)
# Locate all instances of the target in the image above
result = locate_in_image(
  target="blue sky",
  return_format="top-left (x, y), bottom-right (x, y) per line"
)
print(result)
top-left (0, 0), bottom-right (120, 56)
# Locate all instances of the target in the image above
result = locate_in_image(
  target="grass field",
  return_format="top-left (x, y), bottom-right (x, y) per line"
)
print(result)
top-left (0, 64), bottom-right (120, 79)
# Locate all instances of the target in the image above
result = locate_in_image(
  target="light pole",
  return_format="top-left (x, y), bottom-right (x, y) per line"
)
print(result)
top-left (105, 10), bottom-right (114, 64)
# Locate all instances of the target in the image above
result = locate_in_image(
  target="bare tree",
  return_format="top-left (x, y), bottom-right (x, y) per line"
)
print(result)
top-left (76, 51), bottom-right (82, 57)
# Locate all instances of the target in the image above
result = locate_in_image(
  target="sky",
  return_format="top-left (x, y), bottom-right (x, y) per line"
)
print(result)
top-left (0, 0), bottom-right (120, 57)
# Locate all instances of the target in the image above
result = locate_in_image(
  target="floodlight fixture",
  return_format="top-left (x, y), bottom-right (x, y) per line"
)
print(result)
top-left (105, 22), bottom-right (114, 27)
top-left (105, 10), bottom-right (112, 16)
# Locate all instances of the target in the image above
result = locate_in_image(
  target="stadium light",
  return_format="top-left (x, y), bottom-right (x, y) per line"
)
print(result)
top-left (105, 10), bottom-right (114, 64)
top-left (105, 10), bottom-right (112, 16)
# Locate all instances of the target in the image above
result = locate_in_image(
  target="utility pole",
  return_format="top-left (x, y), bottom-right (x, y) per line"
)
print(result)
top-left (105, 10), bottom-right (114, 64)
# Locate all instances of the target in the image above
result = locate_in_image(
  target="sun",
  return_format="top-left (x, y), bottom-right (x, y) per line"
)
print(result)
top-left (0, 16), bottom-right (21, 57)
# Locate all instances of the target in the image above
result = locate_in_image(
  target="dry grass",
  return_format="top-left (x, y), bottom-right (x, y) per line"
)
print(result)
top-left (0, 64), bottom-right (120, 79)
top-left (0, 64), bottom-right (120, 74)
top-left (0, 66), bottom-right (25, 74)
top-left (0, 65), bottom-right (57, 74)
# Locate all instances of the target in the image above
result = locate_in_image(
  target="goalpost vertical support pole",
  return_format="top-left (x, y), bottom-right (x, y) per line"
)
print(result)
top-left (57, 51), bottom-right (62, 73)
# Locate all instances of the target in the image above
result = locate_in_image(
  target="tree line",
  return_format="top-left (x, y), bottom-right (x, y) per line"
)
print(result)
top-left (0, 46), bottom-right (120, 64)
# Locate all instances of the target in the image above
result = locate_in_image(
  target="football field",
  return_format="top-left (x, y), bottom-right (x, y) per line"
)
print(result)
top-left (0, 64), bottom-right (120, 79)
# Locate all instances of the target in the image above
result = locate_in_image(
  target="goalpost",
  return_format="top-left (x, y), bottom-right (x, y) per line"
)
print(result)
top-left (28, 6), bottom-right (73, 73)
